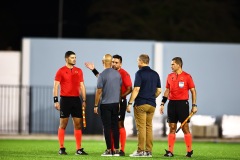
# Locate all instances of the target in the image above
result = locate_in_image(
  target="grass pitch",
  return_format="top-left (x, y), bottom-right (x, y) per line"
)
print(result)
top-left (0, 139), bottom-right (239, 159)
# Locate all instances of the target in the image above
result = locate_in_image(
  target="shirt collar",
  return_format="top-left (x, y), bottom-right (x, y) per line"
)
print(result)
top-left (141, 66), bottom-right (150, 70)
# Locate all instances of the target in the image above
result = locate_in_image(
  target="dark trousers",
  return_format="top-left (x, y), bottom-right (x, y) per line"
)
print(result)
top-left (100, 103), bottom-right (119, 149)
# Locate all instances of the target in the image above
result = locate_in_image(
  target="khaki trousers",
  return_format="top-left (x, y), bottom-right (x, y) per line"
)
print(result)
top-left (134, 104), bottom-right (155, 152)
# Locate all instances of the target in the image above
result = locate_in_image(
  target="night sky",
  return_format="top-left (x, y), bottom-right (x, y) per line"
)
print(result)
top-left (1, 0), bottom-right (240, 50)
top-left (0, 0), bottom-right (91, 50)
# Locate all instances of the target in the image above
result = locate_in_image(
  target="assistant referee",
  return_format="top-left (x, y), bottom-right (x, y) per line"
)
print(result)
top-left (53, 51), bottom-right (88, 155)
top-left (160, 57), bottom-right (197, 158)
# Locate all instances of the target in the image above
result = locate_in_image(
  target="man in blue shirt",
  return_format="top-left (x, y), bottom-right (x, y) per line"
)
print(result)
top-left (127, 54), bottom-right (161, 157)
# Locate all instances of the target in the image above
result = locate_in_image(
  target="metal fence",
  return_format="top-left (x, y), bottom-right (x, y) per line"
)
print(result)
top-left (0, 85), bottom-right (23, 133)
top-left (3, 85), bottom-right (238, 138)
top-left (0, 85), bottom-right (103, 135)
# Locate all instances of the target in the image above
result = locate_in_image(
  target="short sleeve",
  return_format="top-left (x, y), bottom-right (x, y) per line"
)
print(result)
top-left (157, 74), bottom-right (161, 88)
top-left (55, 69), bottom-right (62, 82)
top-left (165, 74), bottom-right (170, 88)
top-left (187, 75), bottom-right (195, 89)
top-left (134, 72), bottom-right (141, 87)
top-left (122, 72), bottom-right (132, 87)
top-left (97, 74), bottom-right (103, 89)
top-left (79, 69), bottom-right (84, 82)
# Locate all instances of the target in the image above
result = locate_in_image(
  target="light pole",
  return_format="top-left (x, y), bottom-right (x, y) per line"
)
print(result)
top-left (58, 0), bottom-right (64, 37)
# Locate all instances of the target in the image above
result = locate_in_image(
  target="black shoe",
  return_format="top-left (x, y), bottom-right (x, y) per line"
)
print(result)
top-left (113, 149), bottom-right (120, 156)
top-left (101, 149), bottom-right (112, 156)
top-left (164, 149), bottom-right (174, 157)
top-left (59, 148), bottom-right (67, 155)
top-left (119, 150), bottom-right (125, 156)
top-left (186, 150), bottom-right (193, 158)
top-left (75, 148), bottom-right (88, 155)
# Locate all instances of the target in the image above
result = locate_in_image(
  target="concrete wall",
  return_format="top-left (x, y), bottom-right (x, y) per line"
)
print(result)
top-left (0, 51), bottom-right (29, 134)
top-left (0, 51), bottom-right (20, 85)
top-left (22, 38), bottom-right (155, 92)
top-left (21, 39), bottom-right (240, 117)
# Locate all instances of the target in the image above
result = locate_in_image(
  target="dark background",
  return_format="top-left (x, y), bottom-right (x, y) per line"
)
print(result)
top-left (1, 0), bottom-right (240, 50)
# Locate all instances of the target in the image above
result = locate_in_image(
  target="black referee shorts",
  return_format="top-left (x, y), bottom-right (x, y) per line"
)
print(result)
top-left (60, 96), bottom-right (82, 118)
top-left (118, 99), bottom-right (127, 121)
top-left (167, 100), bottom-right (190, 123)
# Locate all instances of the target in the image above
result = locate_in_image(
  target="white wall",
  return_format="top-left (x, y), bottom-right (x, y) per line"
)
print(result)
top-left (0, 51), bottom-right (21, 133)
top-left (0, 51), bottom-right (20, 85)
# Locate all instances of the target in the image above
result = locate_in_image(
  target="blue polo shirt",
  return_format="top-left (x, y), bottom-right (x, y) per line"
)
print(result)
top-left (134, 66), bottom-right (161, 107)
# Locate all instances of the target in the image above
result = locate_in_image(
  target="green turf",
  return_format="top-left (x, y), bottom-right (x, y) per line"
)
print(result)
top-left (0, 139), bottom-right (239, 159)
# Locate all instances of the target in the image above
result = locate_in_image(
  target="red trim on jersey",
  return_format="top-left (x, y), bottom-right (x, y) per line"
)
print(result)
top-left (55, 66), bottom-right (84, 96)
top-left (118, 68), bottom-right (132, 99)
top-left (166, 71), bottom-right (195, 100)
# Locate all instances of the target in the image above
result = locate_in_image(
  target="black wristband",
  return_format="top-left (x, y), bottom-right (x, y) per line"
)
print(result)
top-left (92, 68), bottom-right (99, 76)
top-left (161, 96), bottom-right (167, 104)
top-left (53, 96), bottom-right (58, 103)
top-left (192, 104), bottom-right (197, 107)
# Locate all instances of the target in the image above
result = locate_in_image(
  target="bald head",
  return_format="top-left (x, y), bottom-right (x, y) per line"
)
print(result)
top-left (103, 54), bottom-right (112, 62)
top-left (102, 54), bottom-right (112, 68)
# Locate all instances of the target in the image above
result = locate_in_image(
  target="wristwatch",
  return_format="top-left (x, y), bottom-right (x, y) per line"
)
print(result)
top-left (128, 102), bottom-right (133, 105)
top-left (192, 104), bottom-right (197, 107)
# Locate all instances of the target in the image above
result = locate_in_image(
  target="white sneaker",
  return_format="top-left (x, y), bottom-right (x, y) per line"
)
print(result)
top-left (129, 151), bottom-right (144, 157)
top-left (144, 151), bottom-right (152, 157)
